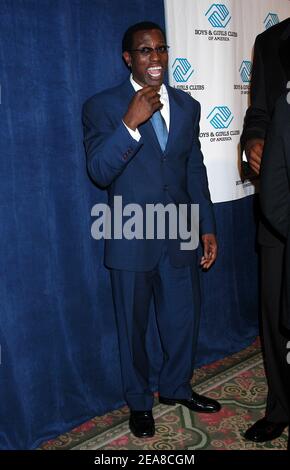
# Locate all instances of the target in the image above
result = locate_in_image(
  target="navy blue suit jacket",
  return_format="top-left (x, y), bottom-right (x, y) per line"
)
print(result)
top-left (83, 79), bottom-right (215, 271)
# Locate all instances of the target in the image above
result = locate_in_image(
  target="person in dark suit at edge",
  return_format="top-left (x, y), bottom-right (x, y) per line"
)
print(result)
top-left (241, 17), bottom-right (290, 443)
top-left (259, 93), bottom-right (290, 450)
top-left (82, 22), bottom-right (221, 438)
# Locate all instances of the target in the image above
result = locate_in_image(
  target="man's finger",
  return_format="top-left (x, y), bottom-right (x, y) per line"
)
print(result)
top-left (151, 102), bottom-right (163, 113)
top-left (250, 145), bottom-right (263, 159)
top-left (149, 95), bottom-right (162, 106)
top-left (138, 86), bottom-right (160, 97)
top-left (249, 161), bottom-right (260, 174)
top-left (249, 150), bottom-right (262, 164)
top-left (249, 153), bottom-right (261, 167)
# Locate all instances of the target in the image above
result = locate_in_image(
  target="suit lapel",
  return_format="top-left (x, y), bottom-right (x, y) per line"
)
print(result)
top-left (119, 78), bottom-right (135, 106)
top-left (165, 86), bottom-right (184, 154)
top-left (139, 116), bottom-right (162, 154)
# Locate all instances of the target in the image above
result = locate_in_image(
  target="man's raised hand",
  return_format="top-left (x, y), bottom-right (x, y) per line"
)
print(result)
top-left (123, 86), bottom-right (163, 130)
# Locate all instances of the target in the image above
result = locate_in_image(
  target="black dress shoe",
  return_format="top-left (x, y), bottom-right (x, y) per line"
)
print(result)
top-left (159, 391), bottom-right (221, 413)
top-left (244, 417), bottom-right (288, 442)
top-left (129, 410), bottom-right (155, 438)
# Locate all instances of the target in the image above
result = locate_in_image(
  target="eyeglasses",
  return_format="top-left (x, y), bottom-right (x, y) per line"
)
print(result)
top-left (129, 45), bottom-right (170, 56)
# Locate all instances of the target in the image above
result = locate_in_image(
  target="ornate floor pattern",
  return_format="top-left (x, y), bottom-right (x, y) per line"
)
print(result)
top-left (40, 339), bottom-right (289, 450)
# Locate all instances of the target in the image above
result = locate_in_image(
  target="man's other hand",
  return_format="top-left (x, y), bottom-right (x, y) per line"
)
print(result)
top-left (200, 234), bottom-right (217, 270)
top-left (245, 138), bottom-right (265, 175)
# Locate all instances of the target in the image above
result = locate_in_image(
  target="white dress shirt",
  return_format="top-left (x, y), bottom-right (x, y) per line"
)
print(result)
top-left (123, 74), bottom-right (170, 141)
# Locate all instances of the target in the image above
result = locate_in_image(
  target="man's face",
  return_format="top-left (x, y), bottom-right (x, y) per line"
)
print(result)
top-left (123, 29), bottom-right (168, 87)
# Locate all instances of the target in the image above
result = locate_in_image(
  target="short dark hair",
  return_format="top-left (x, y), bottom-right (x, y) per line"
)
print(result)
top-left (122, 21), bottom-right (166, 53)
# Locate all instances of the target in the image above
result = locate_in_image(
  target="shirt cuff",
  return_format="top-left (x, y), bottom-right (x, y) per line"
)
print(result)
top-left (122, 121), bottom-right (141, 142)
top-left (242, 150), bottom-right (247, 162)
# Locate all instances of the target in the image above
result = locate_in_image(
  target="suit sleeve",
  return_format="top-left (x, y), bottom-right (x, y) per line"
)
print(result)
top-left (82, 97), bottom-right (143, 188)
top-left (187, 101), bottom-right (216, 235)
top-left (260, 109), bottom-right (290, 238)
top-left (240, 36), bottom-right (270, 149)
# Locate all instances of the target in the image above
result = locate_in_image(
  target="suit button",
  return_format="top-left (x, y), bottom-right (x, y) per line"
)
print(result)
top-left (161, 156), bottom-right (166, 162)
top-left (163, 185), bottom-right (168, 191)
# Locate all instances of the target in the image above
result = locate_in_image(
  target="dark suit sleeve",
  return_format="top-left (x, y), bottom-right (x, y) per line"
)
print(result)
top-left (260, 107), bottom-right (290, 238)
top-left (240, 36), bottom-right (271, 149)
top-left (82, 96), bottom-right (143, 188)
top-left (187, 101), bottom-right (216, 235)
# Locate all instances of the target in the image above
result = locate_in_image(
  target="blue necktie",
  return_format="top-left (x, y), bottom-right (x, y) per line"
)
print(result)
top-left (151, 110), bottom-right (168, 152)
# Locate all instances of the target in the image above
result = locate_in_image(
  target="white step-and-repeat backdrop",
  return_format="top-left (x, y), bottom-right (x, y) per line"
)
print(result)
top-left (165, 0), bottom-right (290, 202)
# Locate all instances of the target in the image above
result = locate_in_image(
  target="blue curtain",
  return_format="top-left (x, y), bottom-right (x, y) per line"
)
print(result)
top-left (0, 0), bottom-right (257, 449)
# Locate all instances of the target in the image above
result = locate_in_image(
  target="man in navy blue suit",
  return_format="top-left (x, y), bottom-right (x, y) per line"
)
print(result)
top-left (83, 21), bottom-right (221, 438)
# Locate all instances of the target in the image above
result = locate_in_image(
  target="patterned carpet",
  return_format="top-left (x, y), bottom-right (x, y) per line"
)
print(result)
top-left (40, 338), bottom-right (289, 450)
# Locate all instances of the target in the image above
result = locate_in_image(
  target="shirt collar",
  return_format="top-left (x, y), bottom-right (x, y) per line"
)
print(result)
top-left (130, 74), bottom-right (168, 102)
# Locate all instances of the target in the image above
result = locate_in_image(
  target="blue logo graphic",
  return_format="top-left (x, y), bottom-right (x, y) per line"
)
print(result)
top-left (264, 13), bottom-right (279, 29)
top-left (239, 60), bottom-right (252, 83)
top-left (207, 106), bottom-right (234, 129)
top-left (172, 58), bottom-right (194, 82)
top-left (205, 4), bottom-right (231, 28)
